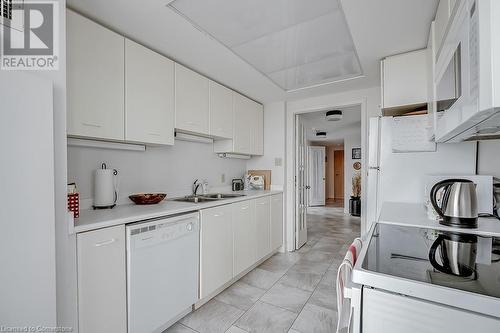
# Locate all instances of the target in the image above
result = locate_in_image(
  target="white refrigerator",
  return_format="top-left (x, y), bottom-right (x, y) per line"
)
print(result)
top-left (0, 71), bottom-right (56, 325)
top-left (366, 116), bottom-right (477, 229)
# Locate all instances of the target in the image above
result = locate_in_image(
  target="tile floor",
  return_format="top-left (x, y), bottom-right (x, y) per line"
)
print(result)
top-left (166, 205), bottom-right (361, 333)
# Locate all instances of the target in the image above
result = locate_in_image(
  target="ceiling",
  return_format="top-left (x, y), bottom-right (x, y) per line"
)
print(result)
top-left (67, 0), bottom-right (438, 103)
top-left (169, 0), bottom-right (362, 91)
top-left (300, 105), bottom-right (361, 144)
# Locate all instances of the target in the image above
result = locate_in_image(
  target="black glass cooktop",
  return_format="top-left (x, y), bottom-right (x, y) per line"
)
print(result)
top-left (362, 223), bottom-right (500, 299)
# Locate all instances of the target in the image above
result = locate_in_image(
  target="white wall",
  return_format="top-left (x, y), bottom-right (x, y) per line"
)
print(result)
top-left (246, 101), bottom-right (286, 189)
top-left (343, 130), bottom-right (362, 214)
top-left (68, 140), bottom-right (247, 207)
top-left (478, 141), bottom-right (500, 178)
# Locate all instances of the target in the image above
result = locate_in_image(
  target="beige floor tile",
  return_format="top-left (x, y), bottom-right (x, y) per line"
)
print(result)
top-left (260, 283), bottom-right (311, 313)
top-left (235, 301), bottom-right (297, 333)
top-left (180, 299), bottom-right (244, 333)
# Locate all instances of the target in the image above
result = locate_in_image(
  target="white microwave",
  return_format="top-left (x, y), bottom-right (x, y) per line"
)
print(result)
top-left (434, 0), bottom-right (500, 142)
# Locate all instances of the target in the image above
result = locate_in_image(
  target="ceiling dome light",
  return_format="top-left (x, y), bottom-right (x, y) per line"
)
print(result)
top-left (326, 110), bottom-right (342, 121)
top-left (316, 131), bottom-right (327, 138)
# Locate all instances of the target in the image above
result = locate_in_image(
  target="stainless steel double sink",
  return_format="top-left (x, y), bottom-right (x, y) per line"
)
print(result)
top-left (173, 193), bottom-right (246, 203)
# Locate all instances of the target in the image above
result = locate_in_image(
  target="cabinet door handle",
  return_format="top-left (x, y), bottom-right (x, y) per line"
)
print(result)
top-left (186, 121), bottom-right (197, 125)
top-left (82, 122), bottom-right (102, 128)
top-left (241, 206), bottom-right (249, 210)
top-left (258, 202), bottom-right (267, 205)
top-left (94, 238), bottom-right (116, 247)
top-left (148, 132), bottom-right (161, 136)
top-left (213, 213), bottom-right (224, 217)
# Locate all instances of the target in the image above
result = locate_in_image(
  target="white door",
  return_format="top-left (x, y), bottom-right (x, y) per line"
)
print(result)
top-left (308, 146), bottom-right (326, 206)
top-left (295, 116), bottom-right (308, 249)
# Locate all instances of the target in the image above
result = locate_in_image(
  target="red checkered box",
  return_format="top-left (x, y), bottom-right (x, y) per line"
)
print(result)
top-left (68, 193), bottom-right (80, 219)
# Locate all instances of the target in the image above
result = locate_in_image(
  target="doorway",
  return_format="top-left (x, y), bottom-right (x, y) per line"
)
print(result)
top-left (293, 105), bottom-right (362, 250)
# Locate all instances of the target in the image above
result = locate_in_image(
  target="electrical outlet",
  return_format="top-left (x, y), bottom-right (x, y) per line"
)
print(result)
top-left (275, 157), bottom-right (283, 167)
top-left (221, 173), bottom-right (225, 183)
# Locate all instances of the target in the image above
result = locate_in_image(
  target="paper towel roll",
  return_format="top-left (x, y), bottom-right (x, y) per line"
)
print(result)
top-left (94, 168), bottom-right (117, 208)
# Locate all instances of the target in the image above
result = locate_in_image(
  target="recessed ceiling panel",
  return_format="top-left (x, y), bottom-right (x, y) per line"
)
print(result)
top-left (169, 0), bottom-right (362, 91)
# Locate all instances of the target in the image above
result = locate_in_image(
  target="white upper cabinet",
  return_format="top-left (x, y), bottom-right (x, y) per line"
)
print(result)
top-left (175, 64), bottom-right (210, 135)
top-left (252, 103), bottom-right (264, 156)
top-left (209, 81), bottom-right (233, 139)
top-left (434, 0), bottom-right (451, 58)
top-left (125, 39), bottom-right (175, 145)
top-left (382, 49), bottom-right (429, 109)
top-left (67, 10), bottom-right (125, 140)
top-left (233, 94), bottom-right (254, 154)
top-left (214, 93), bottom-right (263, 156)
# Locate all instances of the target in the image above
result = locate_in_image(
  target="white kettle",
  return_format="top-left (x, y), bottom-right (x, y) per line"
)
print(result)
top-left (93, 163), bottom-right (118, 209)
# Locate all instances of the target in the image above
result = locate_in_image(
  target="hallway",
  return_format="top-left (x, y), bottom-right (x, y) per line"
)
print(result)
top-left (167, 206), bottom-right (360, 333)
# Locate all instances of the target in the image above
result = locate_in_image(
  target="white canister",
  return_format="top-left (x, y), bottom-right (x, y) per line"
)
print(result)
top-left (93, 163), bottom-right (118, 209)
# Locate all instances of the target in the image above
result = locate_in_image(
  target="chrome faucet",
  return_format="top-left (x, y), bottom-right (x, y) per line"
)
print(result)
top-left (193, 179), bottom-right (201, 196)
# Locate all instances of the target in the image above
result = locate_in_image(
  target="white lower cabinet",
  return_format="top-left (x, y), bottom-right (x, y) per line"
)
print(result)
top-left (270, 193), bottom-right (283, 250)
top-left (255, 196), bottom-right (271, 260)
top-left (232, 200), bottom-right (257, 276)
top-left (199, 194), bottom-right (282, 301)
top-left (77, 225), bottom-right (127, 333)
top-left (200, 205), bottom-right (233, 299)
top-left (362, 288), bottom-right (500, 333)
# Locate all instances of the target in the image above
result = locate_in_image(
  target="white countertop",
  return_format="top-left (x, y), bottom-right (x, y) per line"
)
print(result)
top-left (74, 189), bottom-right (282, 233)
top-left (378, 201), bottom-right (500, 237)
top-left (353, 201), bottom-right (500, 317)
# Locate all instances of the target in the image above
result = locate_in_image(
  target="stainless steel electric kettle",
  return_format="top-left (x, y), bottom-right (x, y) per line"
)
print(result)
top-left (430, 179), bottom-right (478, 228)
top-left (429, 232), bottom-right (477, 277)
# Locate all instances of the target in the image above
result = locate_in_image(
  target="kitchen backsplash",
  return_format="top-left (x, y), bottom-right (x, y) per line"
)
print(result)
top-left (68, 140), bottom-right (247, 209)
top-left (478, 140), bottom-right (500, 179)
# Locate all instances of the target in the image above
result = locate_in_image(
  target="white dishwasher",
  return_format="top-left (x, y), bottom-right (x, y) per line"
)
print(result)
top-left (126, 212), bottom-right (200, 333)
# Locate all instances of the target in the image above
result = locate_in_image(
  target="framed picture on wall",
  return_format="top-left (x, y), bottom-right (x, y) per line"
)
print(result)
top-left (352, 148), bottom-right (361, 160)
